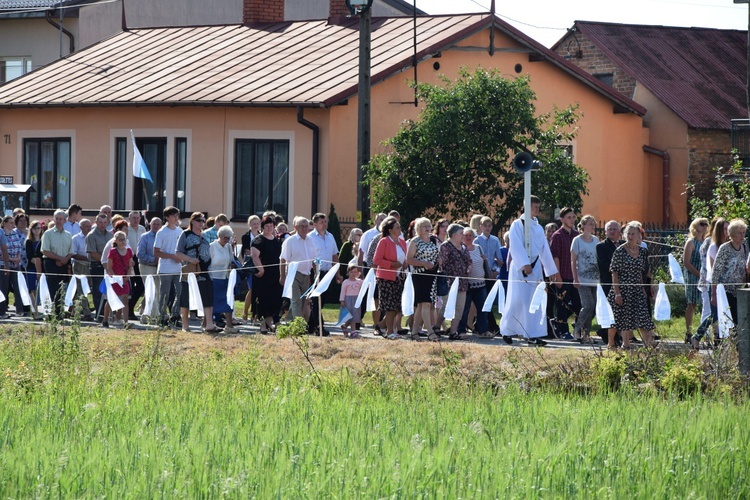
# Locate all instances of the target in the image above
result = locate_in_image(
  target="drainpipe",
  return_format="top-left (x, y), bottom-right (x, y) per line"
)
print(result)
top-left (643, 145), bottom-right (670, 225)
top-left (45, 10), bottom-right (75, 55)
top-left (297, 107), bottom-right (320, 215)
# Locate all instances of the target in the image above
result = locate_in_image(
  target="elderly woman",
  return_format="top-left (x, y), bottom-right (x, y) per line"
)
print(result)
top-left (683, 217), bottom-right (709, 341)
top-left (176, 212), bottom-right (219, 333)
top-left (571, 215), bottom-right (600, 343)
top-left (251, 215), bottom-right (283, 334)
top-left (608, 221), bottom-right (657, 349)
top-left (707, 218), bottom-right (748, 330)
top-left (405, 217), bottom-right (440, 340)
top-left (241, 214), bottom-right (261, 322)
top-left (457, 227), bottom-right (491, 337)
top-left (209, 225), bottom-right (238, 334)
top-left (439, 223), bottom-right (471, 340)
top-left (373, 216), bottom-right (407, 339)
top-left (338, 227), bottom-right (363, 278)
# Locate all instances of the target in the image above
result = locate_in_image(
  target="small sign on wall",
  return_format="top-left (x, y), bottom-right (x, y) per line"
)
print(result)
top-left (0, 176), bottom-right (13, 184)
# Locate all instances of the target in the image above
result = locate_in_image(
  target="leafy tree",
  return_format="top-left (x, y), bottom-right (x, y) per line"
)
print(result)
top-left (365, 68), bottom-right (589, 226)
top-left (688, 153), bottom-right (750, 222)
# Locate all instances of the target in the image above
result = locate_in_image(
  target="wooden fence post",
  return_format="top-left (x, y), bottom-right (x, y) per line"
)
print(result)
top-left (738, 289), bottom-right (750, 376)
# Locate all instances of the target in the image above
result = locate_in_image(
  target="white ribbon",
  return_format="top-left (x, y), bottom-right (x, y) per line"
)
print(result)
top-left (443, 277), bottom-right (461, 321)
top-left (63, 277), bottom-right (78, 307)
top-left (0, 288), bottom-right (5, 303)
top-left (282, 261), bottom-right (300, 299)
top-left (104, 274), bottom-right (125, 311)
top-left (528, 281), bottom-right (547, 326)
top-left (482, 279), bottom-right (505, 314)
top-left (16, 271), bottom-right (32, 306)
top-left (401, 272), bottom-right (415, 317)
top-left (654, 282), bottom-right (671, 321)
top-left (187, 273), bottom-right (204, 317)
top-left (717, 284), bottom-right (734, 338)
top-left (355, 268), bottom-right (377, 312)
top-left (142, 274), bottom-right (156, 316)
top-left (38, 274), bottom-right (53, 315)
top-left (311, 264), bottom-right (340, 297)
top-left (226, 269), bottom-right (237, 311)
top-left (75, 274), bottom-right (91, 296)
top-left (668, 253), bottom-right (685, 284)
top-left (595, 284), bottom-right (615, 328)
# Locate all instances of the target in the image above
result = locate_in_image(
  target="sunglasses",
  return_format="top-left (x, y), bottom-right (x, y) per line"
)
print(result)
top-left (699, 222), bottom-right (708, 227)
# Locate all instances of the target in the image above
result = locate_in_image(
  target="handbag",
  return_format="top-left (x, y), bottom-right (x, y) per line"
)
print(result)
top-left (477, 245), bottom-right (494, 281)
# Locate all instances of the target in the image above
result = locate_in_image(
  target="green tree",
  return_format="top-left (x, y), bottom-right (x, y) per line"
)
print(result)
top-left (365, 68), bottom-right (589, 226)
top-left (688, 153), bottom-right (750, 222)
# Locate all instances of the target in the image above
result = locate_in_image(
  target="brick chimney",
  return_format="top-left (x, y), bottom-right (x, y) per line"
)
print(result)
top-left (244, 0), bottom-right (284, 24)
top-left (329, 0), bottom-right (351, 19)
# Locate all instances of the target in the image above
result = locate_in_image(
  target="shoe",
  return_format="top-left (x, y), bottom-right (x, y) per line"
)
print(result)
top-left (349, 330), bottom-right (360, 338)
top-left (0, 313), bottom-right (11, 320)
top-left (374, 325), bottom-right (385, 337)
top-left (387, 332), bottom-right (400, 340)
top-left (427, 332), bottom-right (440, 342)
top-left (502, 335), bottom-right (513, 345)
top-left (397, 328), bottom-right (409, 335)
top-left (223, 326), bottom-right (238, 334)
top-left (448, 333), bottom-right (469, 341)
top-left (528, 338), bottom-right (548, 347)
top-left (203, 326), bottom-right (223, 334)
top-left (478, 331), bottom-right (496, 339)
top-left (260, 329), bottom-right (269, 335)
top-left (653, 334), bottom-right (661, 341)
top-left (562, 333), bottom-right (575, 341)
top-left (82, 314), bottom-right (95, 322)
top-left (215, 319), bottom-right (227, 328)
top-left (684, 332), bottom-right (692, 344)
top-left (102, 321), bottom-right (109, 328)
top-left (112, 319), bottom-right (124, 328)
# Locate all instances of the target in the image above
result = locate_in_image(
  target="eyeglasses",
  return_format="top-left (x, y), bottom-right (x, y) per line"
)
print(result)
top-left (699, 222), bottom-right (708, 227)
top-left (195, 219), bottom-right (205, 223)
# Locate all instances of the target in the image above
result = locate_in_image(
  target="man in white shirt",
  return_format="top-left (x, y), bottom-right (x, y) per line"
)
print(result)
top-left (279, 216), bottom-right (317, 323)
top-left (63, 204), bottom-right (82, 236)
top-left (308, 212), bottom-right (339, 335)
top-left (358, 212), bottom-right (386, 268)
top-left (153, 206), bottom-right (183, 326)
top-left (71, 218), bottom-right (93, 320)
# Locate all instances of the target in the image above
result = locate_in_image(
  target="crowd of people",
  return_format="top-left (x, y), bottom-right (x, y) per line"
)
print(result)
top-left (0, 200), bottom-right (748, 348)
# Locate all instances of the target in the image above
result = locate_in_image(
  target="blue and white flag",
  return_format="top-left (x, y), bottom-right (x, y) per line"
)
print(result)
top-left (130, 130), bottom-right (153, 182)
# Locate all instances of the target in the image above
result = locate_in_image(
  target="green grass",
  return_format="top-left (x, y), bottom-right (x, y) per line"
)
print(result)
top-left (1, 331), bottom-right (748, 497)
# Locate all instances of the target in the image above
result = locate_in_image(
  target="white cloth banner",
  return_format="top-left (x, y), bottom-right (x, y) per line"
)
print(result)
top-left (482, 279), bottom-right (505, 314)
top-left (355, 268), bottom-right (377, 312)
top-left (528, 281), bottom-right (548, 326)
top-left (311, 264), bottom-right (340, 298)
top-left (142, 274), bottom-right (156, 316)
top-left (401, 272), bottom-right (415, 317)
top-left (595, 284), bottom-right (615, 328)
top-left (668, 253), bottom-right (685, 284)
top-left (16, 270), bottom-right (32, 306)
top-left (187, 273), bottom-right (204, 317)
top-left (717, 284), bottom-right (734, 338)
top-left (443, 277), bottom-right (461, 321)
top-left (75, 275), bottom-right (90, 296)
top-left (38, 274), bottom-right (53, 315)
top-left (226, 269), bottom-right (237, 311)
top-left (63, 278), bottom-right (78, 307)
top-left (654, 282), bottom-right (671, 321)
top-left (0, 287), bottom-right (5, 303)
top-left (282, 261), bottom-right (300, 299)
top-left (104, 274), bottom-right (125, 311)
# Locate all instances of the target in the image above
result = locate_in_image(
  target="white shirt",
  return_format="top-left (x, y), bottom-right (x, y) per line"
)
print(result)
top-left (71, 232), bottom-right (88, 265)
top-left (310, 230), bottom-right (338, 271)
top-left (64, 220), bottom-right (81, 236)
top-left (209, 240), bottom-right (234, 280)
top-left (154, 225), bottom-right (183, 275)
top-left (127, 224), bottom-right (147, 253)
top-left (280, 233), bottom-right (317, 275)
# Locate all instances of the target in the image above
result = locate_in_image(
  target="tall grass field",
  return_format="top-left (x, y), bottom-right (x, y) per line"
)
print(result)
top-left (1, 328), bottom-right (748, 498)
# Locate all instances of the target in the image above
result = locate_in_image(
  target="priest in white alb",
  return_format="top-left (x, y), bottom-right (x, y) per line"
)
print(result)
top-left (500, 195), bottom-right (559, 346)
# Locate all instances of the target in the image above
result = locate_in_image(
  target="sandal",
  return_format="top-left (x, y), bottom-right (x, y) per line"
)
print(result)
top-left (203, 326), bottom-right (222, 333)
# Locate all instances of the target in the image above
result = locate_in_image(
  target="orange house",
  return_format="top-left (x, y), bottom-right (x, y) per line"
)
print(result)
top-left (0, 13), bottom-right (654, 228)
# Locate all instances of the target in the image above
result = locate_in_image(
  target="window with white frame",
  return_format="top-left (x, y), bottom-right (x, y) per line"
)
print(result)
top-left (0, 57), bottom-right (32, 83)
top-left (234, 139), bottom-right (289, 221)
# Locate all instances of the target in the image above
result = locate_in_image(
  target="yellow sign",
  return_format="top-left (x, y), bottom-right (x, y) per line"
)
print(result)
top-left (355, 211), bottom-right (362, 222)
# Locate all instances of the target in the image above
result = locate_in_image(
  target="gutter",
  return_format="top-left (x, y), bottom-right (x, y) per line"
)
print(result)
top-left (297, 107), bottom-right (320, 215)
top-left (45, 10), bottom-right (75, 55)
top-left (643, 145), bottom-right (670, 225)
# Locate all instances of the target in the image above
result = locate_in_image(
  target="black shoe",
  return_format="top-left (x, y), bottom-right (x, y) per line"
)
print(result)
top-left (215, 319), bottom-right (227, 328)
top-left (501, 335), bottom-right (513, 345)
top-left (653, 334), bottom-right (661, 341)
top-left (528, 338), bottom-right (548, 347)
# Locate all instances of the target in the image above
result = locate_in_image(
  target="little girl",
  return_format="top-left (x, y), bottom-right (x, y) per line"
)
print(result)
top-left (339, 264), bottom-right (363, 338)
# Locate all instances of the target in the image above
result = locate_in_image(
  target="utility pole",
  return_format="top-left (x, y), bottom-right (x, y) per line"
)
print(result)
top-left (736, 0), bottom-right (750, 117)
top-left (348, 0), bottom-right (373, 230)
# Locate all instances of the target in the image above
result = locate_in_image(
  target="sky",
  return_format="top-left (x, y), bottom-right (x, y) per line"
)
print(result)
top-left (410, 0), bottom-right (748, 47)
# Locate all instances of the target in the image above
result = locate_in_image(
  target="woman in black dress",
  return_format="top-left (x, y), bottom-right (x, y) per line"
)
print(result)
top-left (251, 216), bottom-right (282, 334)
top-left (607, 221), bottom-right (656, 349)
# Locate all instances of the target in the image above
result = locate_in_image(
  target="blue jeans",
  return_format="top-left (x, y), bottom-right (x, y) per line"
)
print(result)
top-left (458, 285), bottom-right (488, 334)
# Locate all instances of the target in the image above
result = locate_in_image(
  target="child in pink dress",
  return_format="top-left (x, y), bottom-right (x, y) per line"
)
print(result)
top-left (339, 264), bottom-right (363, 337)
top-left (104, 230), bottom-right (134, 328)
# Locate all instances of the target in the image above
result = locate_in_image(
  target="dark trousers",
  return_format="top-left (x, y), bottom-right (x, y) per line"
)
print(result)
top-left (90, 262), bottom-right (105, 314)
top-left (308, 270), bottom-right (328, 331)
top-left (553, 279), bottom-right (581, 336)
top-left (0, 270), bottom-right (9, 315)
top-left (42, 258), bottom-right (70, 318)
top-left (128, 259), bottom-right (144, 317)
top-left (458, 285), bottom-right (488, 334)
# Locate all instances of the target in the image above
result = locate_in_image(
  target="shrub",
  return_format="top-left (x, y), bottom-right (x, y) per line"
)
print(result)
top-left (593, 355), bottom-right (627, 391)
top-left (661, 357), bottom-right (702, 398)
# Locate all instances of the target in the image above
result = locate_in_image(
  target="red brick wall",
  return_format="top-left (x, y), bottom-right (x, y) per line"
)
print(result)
top-left (329, 0), bottom-right (351, 18)
top-left (687, 128), bottom-right (733, 201)
top-left (243, 0), bottom-right (284, 23)
top-left (554, 32), bottom-right (637, 99)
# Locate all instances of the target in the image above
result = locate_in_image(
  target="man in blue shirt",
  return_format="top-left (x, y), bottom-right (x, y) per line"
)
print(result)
top-left (474, 216), bottom-right (503, 334)
top-left (137, 217), bottom-right (162, 322)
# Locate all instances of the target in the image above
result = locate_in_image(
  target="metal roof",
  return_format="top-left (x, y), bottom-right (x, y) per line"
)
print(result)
top-left (0, 14), bottom-right (646, 114)
top-left (564, 21), bottom-right (747, 130)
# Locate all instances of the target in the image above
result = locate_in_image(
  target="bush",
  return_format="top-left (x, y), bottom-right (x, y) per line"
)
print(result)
top-left (661, 358), bottom-right (702, 398)
top-left (593, 355), bottom-right (626, 391)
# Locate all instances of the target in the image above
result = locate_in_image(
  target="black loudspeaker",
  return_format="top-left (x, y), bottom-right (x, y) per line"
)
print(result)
top-left (512, 151), bottom-right (535, 173)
